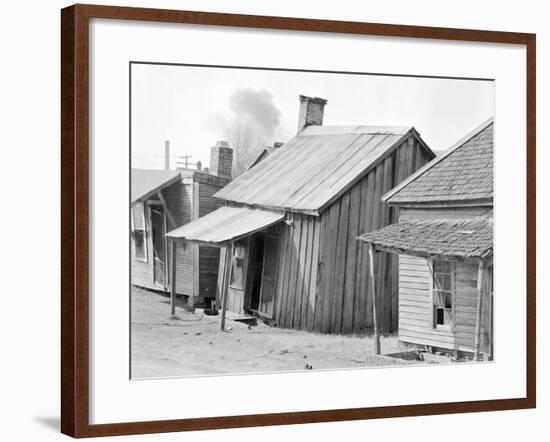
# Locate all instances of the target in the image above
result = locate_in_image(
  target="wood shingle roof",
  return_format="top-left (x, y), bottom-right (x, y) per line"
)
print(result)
top-left (385, 119), bottom-right (493, 205)
top-left (357, 216), bottom-right (493, 259)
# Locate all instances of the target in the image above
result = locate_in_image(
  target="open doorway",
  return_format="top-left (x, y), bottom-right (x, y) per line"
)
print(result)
top-left (247, 234), bottom-right (265, 312)
top-left (150, 207), bottom-right (167, 289)
top-left (245, 232), bottom-right (278, 318)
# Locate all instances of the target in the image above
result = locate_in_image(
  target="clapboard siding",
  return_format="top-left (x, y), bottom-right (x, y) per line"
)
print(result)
top-left (132, 174), bottom-right (227, 300)
top-left (131, 181), bottom-right (194, 295)
top-left (397, 254), bottom-right (456, 348)
top-left (397, 208), bottom-right (492, 353)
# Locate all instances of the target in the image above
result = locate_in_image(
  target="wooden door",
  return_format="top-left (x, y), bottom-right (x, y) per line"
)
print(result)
top-left (151, 208), bottom-right (166, 288)
top-left (259, 234), bottom-right (279, 318)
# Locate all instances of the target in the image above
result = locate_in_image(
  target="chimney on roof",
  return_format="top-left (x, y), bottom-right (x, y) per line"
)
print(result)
top-left (196, 160), bottom-right (202, 171)
top-left (210, 140), bottom-right (233, 180)
top-left (164, 140), bottom-right (170, 170)
top-left (297, 95), bottom-right (327, 133)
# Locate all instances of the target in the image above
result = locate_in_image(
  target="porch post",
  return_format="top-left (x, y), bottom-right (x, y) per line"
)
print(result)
top-left (473, 259), bottom-right (485, 360)
top-left (368, 244), bottom-right (381, 355)
top-left (220, 242), bottom-right (233, 331)
top-left (170, 239), bottom-right (177, 317)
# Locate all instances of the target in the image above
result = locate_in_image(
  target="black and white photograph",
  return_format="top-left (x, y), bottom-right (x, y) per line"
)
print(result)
top-left (130, 63), bottom-right (494, 378)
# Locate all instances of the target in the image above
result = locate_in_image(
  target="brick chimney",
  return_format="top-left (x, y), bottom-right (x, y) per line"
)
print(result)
top-left (210, 140), bottom-right (233, 180)
top-left (297, 95), bottom-right (327, 133)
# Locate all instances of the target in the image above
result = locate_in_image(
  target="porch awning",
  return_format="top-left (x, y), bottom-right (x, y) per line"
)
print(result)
top-left (166, 206), bottom-right (285, 245)
top-left (357, 216), bottom-right (493, 260)
top-left (131, 169), bottom-right (181, 203)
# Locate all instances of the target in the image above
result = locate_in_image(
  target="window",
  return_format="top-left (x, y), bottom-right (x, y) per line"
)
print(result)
top-left (131, 203), bottom-right (147, 261)
top-left (432, 260), bottom-right (454, 330)
top-left (229, 242), bottom-right (246, 289)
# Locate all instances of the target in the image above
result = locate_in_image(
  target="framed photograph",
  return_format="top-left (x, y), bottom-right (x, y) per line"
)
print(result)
top-left (61, 4), bottom-right (536, 438)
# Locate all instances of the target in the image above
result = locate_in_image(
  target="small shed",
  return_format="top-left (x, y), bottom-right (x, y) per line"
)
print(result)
top-left (131, 143), bottom-right (232, 306)
top-left (358, 118), bottom-right (494, 359)
top-left (166, 95), bottom-right (435, 334)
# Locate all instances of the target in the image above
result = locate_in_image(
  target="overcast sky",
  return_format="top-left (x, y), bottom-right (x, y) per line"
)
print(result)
top-left (131, 63), bottom-right (494, 169)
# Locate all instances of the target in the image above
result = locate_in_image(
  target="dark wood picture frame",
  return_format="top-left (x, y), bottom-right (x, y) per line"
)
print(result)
top-left (61, 3), bottom-right (536, 438)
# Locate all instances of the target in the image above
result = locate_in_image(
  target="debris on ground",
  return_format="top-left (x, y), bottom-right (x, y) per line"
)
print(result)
top-left (131, 287), bottom-right (435, 378)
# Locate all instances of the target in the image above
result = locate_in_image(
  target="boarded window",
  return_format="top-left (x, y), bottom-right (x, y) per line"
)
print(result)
top-left (432, 260), bottom-right (454, 329)
top-left (131, 203), bottom-right (147, 261)
top-left (230, 242), bottom-right (246, 289)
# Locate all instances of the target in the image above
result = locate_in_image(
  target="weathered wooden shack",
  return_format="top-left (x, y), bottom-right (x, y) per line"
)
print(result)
top-left (166, 95), bottom-right (435, 334)
top-left (358, 119), bottom-right (493, 359)
top-left (131, 142), bottom-right (232, 306)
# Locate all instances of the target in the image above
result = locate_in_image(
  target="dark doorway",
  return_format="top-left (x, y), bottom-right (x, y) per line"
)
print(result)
top-left (248, 233), bottom-right (265, 312)
top-left (150, 207), bottom-right (166, 288)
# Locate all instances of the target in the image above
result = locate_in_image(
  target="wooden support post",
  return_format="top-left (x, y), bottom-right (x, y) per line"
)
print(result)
top-left (170, 239), bottom-right (177, 316)
top-left (473, 259), bottom-right (485, 361)
top-left (368, 244), bottom-right (381, 355)
top-left (220, 242), bottom-right (233, 332)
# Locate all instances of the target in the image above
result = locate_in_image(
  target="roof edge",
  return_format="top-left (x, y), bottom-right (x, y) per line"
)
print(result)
top-left (382, 117), bottom-right (494, 203)
top-left (316, 126), bottom-right (436, 214)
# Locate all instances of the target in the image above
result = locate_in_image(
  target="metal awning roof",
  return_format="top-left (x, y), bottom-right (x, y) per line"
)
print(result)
top-left (357, 216), bottom-right (493, 260)
top-left (166, 206), bottom-right (285, 245)
top-left (131, 169), bottom-right (181, 203)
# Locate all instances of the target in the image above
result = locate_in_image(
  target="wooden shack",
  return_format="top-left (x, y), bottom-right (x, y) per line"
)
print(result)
top-left (358, 119), bottom-right (493, 359)
top-left (131, 142), bottom-right (232, 306)
top-left (166, 95), bottom-right (435, 334)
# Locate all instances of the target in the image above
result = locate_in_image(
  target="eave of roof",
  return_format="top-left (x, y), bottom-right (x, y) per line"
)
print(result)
top-left (131, 169), bottom-right (181, 203)
top-left (166, 206), bottom-right (285, 245)
top-left (357, 216), bottom-right (493, 260)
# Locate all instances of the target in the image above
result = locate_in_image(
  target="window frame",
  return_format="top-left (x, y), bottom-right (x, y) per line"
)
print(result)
top-left (229, 241), bottom-right (247, 290)
top-left (430, 258), bottom-right (456, 331)
top-left (131, 203), bottom-right (148, 262)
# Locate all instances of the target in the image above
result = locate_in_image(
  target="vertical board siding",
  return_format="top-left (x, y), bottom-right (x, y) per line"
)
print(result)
top-left (331, 191), bottom-right (350, 332)
top-left (215, 135), bottom-right (434, 333)
top-left (306, 218), bottom-right (321, 331)
top-left (342, 185), bottom-right (361, 333)
top-left (272, 213), bottom-right (320, 330)
top-left (308, 135), bottom-right (433, 334)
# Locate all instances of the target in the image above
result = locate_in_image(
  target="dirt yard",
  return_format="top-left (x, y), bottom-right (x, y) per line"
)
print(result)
top-left (131, 287), bottom-right (438, 379)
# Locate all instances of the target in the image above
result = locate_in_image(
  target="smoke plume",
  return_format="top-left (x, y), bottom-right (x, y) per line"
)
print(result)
top-left (221, 88), bottom-right (282, 176)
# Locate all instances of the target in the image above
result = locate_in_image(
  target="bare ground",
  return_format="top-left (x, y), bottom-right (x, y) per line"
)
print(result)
top-left (131, 287), bottom-right (438, 379)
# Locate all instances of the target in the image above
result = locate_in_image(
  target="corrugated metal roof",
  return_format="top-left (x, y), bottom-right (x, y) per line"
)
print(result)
top-left (357, 216), bottom-right (493, 259)
top-left (384, 119), bottom-right (493, 205)
top-left (166, 206), bottom-right (285, 244)
top-left (215, 125), bottom-right (428, 215)
top-left (131, 169), bottom-right (181, 203)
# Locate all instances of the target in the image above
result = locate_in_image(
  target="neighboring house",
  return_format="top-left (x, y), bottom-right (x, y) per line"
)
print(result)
top-left (358, 118), bottom-right (493, 360)
top-left (166, 95), bottom-right (435, 334)
top-left (131, 142), bottom-right (233, 306)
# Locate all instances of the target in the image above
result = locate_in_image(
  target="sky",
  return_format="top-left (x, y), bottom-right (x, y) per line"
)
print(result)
top-left (131, 63), bottom-right (494, 170)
